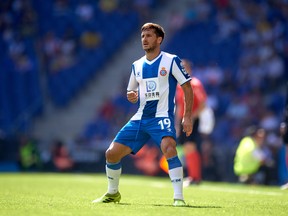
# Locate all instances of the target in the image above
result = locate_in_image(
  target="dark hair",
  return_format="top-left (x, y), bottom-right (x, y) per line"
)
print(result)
top-left (141, 23), bottom-right (165, 43)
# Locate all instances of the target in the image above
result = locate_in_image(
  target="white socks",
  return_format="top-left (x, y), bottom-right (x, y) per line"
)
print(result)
top-left (169, 167), bottom-right (184, 200)
top-left (106, 164), bottom-right (122, 194)
top-left (105, 160), bottom-right (184, 200)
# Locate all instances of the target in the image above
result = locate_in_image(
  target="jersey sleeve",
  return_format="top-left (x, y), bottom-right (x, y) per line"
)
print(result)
top-left (127, 64), bottom-right (138, 91)
top-left (171, 56), bottom-right (191, 85)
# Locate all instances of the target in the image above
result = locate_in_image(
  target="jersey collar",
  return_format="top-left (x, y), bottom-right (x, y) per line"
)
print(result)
top-left (145, 51), bottom-right (163, 65)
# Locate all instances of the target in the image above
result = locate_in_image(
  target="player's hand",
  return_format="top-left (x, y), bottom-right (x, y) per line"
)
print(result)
top-left (127, 91), bottom-right (138, 103)
top-left (182, 116), bottom-right (193, 137)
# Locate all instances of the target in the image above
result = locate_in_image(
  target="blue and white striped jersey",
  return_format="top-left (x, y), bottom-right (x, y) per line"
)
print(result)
top-left (127, 51), bottom-right (191, 120)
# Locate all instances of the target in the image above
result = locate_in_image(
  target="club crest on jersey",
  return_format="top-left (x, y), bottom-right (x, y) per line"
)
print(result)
top-left (159, 67), bottom-right (167, 76)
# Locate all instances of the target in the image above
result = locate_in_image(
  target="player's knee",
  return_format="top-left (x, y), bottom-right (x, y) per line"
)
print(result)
top-left (166, 145), bottom-right (177, 156)
top-left (161, 138), bottom-right (177, 158)
top-left (105, 149), bottom-right (117, 163)
top-left (105, 148), bottom-right (124, 163)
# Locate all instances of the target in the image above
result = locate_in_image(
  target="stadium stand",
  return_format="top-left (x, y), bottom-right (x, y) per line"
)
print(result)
top-left (0, 0), bottom-right (151, 135)
top-left (1, 0), bottom-right (287, 183)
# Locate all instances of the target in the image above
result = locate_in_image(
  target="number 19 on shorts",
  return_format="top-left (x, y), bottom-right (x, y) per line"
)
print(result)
top-left (158, 118), bottom-right (171, 130)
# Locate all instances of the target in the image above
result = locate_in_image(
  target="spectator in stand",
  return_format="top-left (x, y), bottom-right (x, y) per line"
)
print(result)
top-left (75, 2), bottom-right (94, 22)
top-left (80, 30), bottom-right (101, 50)
top-left (99, 0), bottom-right (118, 12)
top-left (19, 3), bottom-right (37, 38)
top-left (133, 0), bottom-right (154, 22)
top-left (168, 10), bottom-right (185, 36)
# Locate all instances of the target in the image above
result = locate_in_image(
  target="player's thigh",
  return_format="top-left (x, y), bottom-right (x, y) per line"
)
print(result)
top-left (147, 117), bottom-right (176, 148)
top-left (114, 120), bottom-right (150, 154)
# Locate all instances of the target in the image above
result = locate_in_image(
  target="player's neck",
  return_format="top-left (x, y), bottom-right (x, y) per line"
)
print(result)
top-left (145, 49), bottom-right (161, 61)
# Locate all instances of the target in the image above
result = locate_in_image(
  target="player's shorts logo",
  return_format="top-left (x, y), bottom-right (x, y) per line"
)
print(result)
top-left (146, 80), bottom-right (157, 92)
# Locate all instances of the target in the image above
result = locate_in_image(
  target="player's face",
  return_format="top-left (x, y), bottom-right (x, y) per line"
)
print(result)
top-left (141, 29), bottom-right (161, 52)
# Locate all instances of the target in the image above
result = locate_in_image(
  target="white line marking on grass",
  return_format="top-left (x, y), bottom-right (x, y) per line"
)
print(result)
top-left (198, 185), bottom-right (282, 196)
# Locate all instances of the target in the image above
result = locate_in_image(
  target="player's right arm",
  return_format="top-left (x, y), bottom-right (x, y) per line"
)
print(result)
top-left (127, 64), bottom-right (139, 104)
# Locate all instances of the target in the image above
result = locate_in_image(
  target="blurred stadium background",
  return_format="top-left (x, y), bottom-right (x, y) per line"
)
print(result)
top-left (0, 0), bottom-right (287, 185)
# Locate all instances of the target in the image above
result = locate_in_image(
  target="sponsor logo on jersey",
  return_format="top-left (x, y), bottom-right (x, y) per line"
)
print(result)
top-left (145, 78), bottom-right (160, 101)
top-left (146, 80), bottom-right (157, 92)
top-left (160, 67), bottom-right (167, 76)
top-left (145, 92), bottom-right (160, 100)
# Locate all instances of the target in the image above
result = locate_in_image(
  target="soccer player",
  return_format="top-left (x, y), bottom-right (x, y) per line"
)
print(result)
top-left (92, 22), bottom-right (194, 206)
top-left (175, 59), bottom-right (208, 186)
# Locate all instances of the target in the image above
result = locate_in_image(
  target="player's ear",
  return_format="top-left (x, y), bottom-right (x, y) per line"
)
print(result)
top-left (157, 36), bottom-right (163, 44)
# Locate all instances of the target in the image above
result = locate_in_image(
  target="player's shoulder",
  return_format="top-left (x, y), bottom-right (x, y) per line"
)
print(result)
top-left (132, 56), bottom-right (146, 65)
top-left (161, 51), bottom-right (178, 60)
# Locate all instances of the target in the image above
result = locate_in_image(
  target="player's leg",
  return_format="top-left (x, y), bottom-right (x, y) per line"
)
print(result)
top-left (183, 141), bottom-right (202, 186)
top-left (106, 142), bottom-right (132, 193)
top-left (92, 142), bottom-right (131, 203)
top-left (93, 120), bottom-right (148, 203)
top-left (161, 136), bottom-right (186, 206)
top-left (148, 117), bottom-right (186, 206)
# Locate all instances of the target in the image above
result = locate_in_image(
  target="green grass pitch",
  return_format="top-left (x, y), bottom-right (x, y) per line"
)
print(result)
top-left (0, 173), bottom-right (287, 216)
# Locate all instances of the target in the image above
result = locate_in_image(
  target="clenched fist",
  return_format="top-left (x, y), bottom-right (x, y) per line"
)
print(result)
top-left (127, 91), bottom-right (138, 103)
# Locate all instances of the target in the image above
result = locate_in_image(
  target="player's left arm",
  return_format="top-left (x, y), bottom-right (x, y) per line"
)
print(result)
top-left (172, 56), bottom-right (194, 136)
top-left (181, 81), bottom-right (194, 137)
